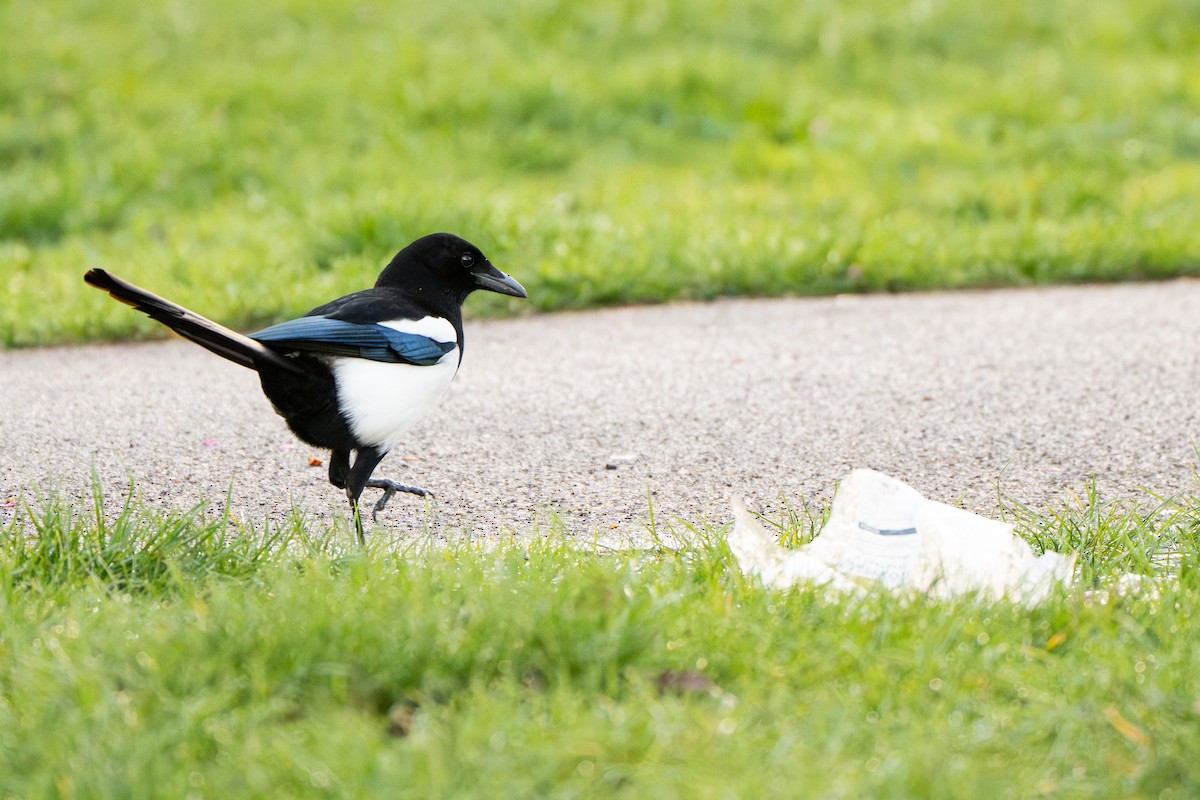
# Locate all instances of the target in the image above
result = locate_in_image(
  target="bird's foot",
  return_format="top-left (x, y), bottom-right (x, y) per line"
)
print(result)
top-left (366, 478), bottom-right (434, 522)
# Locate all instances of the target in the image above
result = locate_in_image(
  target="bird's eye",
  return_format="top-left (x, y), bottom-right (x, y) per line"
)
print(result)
top-left (460, 253), bottom-right (475, 268)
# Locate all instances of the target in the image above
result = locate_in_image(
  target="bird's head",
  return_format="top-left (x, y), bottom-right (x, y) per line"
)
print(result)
top-left (376, 233), bottom-right (527, 303)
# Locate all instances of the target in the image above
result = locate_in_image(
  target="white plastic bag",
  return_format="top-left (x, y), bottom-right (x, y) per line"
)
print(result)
top-left (728, 469), bottom-right (1075, 603)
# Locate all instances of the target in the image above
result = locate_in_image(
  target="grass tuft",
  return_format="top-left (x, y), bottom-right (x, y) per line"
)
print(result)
top-left (0, 476), bottom-right (312, 599)
top-left (1003, 478), bottom-right (1200, 586)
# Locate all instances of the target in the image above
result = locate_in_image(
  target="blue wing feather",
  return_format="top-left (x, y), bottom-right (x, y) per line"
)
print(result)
top-left (249, 317), bottom-right (455, 366)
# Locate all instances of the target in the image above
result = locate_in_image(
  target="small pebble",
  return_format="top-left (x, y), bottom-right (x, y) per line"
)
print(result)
top-left (606, 453), bottom-right (637, 470)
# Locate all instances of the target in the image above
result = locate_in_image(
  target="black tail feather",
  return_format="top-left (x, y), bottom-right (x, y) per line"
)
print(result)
top-left (84, 269), bottom-right (300, 373)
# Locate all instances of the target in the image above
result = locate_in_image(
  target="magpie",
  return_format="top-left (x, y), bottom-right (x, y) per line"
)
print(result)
top-left (84, 232), bottom-right (527, 543)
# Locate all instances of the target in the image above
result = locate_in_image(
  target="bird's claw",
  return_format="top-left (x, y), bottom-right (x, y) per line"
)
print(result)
top-left (366, 478), bottom-right (434, 522)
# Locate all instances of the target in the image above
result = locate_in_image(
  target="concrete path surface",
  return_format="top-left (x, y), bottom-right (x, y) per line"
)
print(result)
top-left (3, 281), bottom-right (1199, 545)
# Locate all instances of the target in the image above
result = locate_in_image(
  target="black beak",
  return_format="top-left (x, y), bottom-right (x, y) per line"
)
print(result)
top-left (473, 263), bottom-right (527, 298)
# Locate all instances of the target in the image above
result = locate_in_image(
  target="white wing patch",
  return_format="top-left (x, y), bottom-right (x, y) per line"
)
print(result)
top-left (331, 340), bottom-right (459, 451)
top-left (379, 316), bottom-right (456, 343)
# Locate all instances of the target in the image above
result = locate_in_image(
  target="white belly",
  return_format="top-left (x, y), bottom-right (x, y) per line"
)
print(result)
top-left (330, 349), bottom-right (459, 451)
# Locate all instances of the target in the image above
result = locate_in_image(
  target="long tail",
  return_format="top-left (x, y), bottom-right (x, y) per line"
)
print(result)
top-left (84, 269), bottom-right (301, 373)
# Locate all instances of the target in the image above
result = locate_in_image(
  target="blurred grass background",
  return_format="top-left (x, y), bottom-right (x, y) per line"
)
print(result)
top-left (2, 0), bottom-right (1199, 345)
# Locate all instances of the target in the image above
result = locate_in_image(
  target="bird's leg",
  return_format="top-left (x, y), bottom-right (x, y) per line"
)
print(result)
top-left (345, 448), bottom-right (387, 545)
top-left (349, 498), bottom-right (366, 546)
top-left (343, 447), bottom-right (434, 543)
top-left (328, 449), bottom-right (351, 489)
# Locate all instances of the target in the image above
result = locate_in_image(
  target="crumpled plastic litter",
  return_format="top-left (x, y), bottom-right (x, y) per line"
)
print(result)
top-left (728, 469), bottom-right (1076, 603)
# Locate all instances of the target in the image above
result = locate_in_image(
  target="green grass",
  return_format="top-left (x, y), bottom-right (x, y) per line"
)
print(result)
top-left (2, 483), bottom-right (1199, 797)
top-left (8, 3), bottom-right (1199, 791)
top-left (4, 0), bottom-right (1200, 345)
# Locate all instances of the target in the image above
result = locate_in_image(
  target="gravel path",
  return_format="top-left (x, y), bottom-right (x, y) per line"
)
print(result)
top-left (3, 281), bottom-right (1199, 545)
